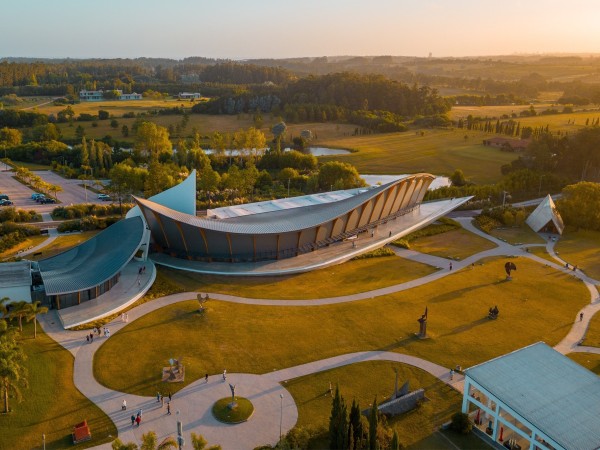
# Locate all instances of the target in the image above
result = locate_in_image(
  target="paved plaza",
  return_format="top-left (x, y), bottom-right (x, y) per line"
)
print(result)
top-left (36, 213), bottom-right (600, 449)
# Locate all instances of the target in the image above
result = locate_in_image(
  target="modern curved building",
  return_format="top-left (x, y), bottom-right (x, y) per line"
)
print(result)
top-left (133, 171), bottom-right (461, 264)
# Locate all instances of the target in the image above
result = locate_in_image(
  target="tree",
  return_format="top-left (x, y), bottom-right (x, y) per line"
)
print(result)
top-left (450, 412), bottom-right (472, 434)
top-left (135, 122), bottom-right (172, 158)
top-left (8, 301), bottom-right (29, 332)
top-left (329, 386), bottom-right (348, 450)
top-left (111, 438), bottom-right (138, 450)
top-left (318, 161), bottom-right (366, 191)
top-left (450, 169), bottom-right (467, 187)
top-left (557, 182), bottom-right (600, 231)
top-left (272, 122), bottom-right (287, 153)
top-left (191, 432), bottom-right (222, 450)
top-left (98, 110), bottom-right (110, 120)
top-left (390, 430), bottom-right (400, 450)
top-left (369, 398), bottom-right (378, 450)
top-left (111, 119), bottom-right (119, 128)
top-left (0, 325), bottom-right (28, 413)
top-left (0, 127), bottom-right (22, 147)
top-left (121, 125), bottom-right (129, 137)
top-left (140, 431), bottom-right (177, 450)
top-left (349, 399), bottom-right (363, 450)
top-left (24, 301), bottom-right (48, 339)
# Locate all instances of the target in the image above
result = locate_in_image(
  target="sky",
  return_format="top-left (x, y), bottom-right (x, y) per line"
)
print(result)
top-left (1, 0), bottom-right (599, 59)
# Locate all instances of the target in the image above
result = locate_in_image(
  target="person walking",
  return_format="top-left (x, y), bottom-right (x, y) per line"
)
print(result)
top-left (130, 414), bottom-right (135, 427)
top-left (156, 392), bottom-right (160, 403)
top-left (135, 415), bottom-right (141, 427)
top-left (449, 262), bottom-right (453, 270)
top-left (168, 392), bottom-right (172, 401)
top-left (222, 370), bottom-right (227, 381)
top-left (122, 399), bottom-right (127, 410)
top-left (205, 373), bottom-right (209, 383)
top-left (167, 402), bottom-right (171, 415)
top-left (161, 395), bottom-right (164, 408)
top-left (450, 369), bottom-right (454, 380)
top-left (580, 312), bottom-right (584, 322)
top-left (86, 335), bottom-right (89, 343)
top-left (90, 333), bottom-right (93, 343)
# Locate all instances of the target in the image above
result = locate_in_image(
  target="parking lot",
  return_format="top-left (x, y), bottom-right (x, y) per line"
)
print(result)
top-left (0, 167), bottom-right (107, 214)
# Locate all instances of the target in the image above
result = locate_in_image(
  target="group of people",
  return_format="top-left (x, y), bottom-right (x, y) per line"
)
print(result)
top-left (130, 410), bottom-right (143, 427)
top-left (121, 312), bottom-right (129, 323)
top-left (86, 326), bottom-right (110, 343)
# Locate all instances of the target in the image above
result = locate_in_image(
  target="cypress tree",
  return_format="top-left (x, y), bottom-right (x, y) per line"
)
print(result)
top-left (391, 430), bottom-right (400, 450)
top-left (349, 399), bottom-right (363, 450)
top-left (329, 386), bottom-right (348, 450)
top-left (369, 398), bottom-right (378, 450)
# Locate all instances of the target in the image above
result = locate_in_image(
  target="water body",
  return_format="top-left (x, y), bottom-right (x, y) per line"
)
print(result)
top-left (361, 174), bottom-right (451, 190)
top-left (200, 147), bottom-right (351, 156)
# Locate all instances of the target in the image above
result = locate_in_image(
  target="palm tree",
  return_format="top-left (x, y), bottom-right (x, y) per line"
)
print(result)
top-left (140, 431), bottom-right (177, 450)
top-left (25, 301), bottom-right (48, 338)
top-left (6, 301), bottom-right (29, 332)
top-left (0, 329), bottom-right (28, 413)
top-left (191, 433), bottom-right (221, 450)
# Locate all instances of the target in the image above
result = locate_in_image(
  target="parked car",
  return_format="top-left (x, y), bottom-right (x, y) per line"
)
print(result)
top-left (97, 194), bottom-right (111, 201)
top-left (31, 193), bottom-right (44, 200)
top-left (0, 199), bottom-right (13, 206)
top-left (35, 195), bottom-right (47, 203)
top-left (40, 197), bottom-right (56, 204)
top-left (0, 194), bottom-right (9, 201)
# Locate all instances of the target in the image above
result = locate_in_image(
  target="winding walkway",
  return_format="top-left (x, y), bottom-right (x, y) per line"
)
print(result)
top-left (37, 217), bottom-right (600, 450)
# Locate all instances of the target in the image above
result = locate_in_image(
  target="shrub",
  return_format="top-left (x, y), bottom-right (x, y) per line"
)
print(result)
top-left (352, 247), bottom-right (395, 260)
top-left (57, 220), bottom-right (81, 233)
top-left (391, 239), bottom-right (410, 249)
top-left (450, 412), bottom-right (472, 434)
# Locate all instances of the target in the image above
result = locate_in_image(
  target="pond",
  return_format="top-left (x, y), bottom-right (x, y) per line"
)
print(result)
top-left (360, 174), bottom-right (451, 190)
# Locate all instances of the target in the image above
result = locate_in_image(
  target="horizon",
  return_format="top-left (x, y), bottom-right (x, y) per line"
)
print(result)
top-left (2, 0), bottom-right (599, 60)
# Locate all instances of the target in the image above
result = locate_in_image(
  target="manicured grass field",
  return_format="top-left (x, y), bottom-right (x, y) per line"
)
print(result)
top-left (212, 397), bottom-right (254, 423)
top-left (524, 245), bottom-right (556, 264)
top-left (555, 229), bottom-right (600, 281)
top-left (28, 231), bottom-right (100, 260)
top-left (568, 353), bottom-right (600, 376)
top-left (159, 256), bottom-right (437, 300)
top-left (317, 129), bottom-right (515, 184)
top-left (487, 226), bottom-right (545, 245)
top-left (581, 300), bottom-right (600, 348)
top-left (94, 257), bottom-right (587, 397)
top-left (285, 361), bottom-right (466, 448)
top-left (11, 160), bottom-right (53, 171)
top-left (0, 322), bottom-right (116, 449)
top-left (408, 228), bottom-right (496, 261)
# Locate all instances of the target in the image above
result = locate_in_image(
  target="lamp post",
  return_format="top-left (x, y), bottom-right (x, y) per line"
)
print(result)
top-left (176, 410), bottom-right (184, 449)
top-left (42, 434), bottom-right (46, 450)
top-left (502, 191), bottom-right (510, 208)
top-left (279, 393), bottom-right (284, 442)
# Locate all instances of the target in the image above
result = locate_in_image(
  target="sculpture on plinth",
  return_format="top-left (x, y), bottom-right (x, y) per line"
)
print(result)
top-left (504, 262), bottom-right (517, 281)
top-left (488, 305), bottom-right (499, 320)
top-left (417, 306), bottom-right (428, 338)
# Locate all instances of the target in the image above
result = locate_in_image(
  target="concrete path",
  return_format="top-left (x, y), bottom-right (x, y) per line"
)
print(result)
top-left (37, 215), bottom-right (600, 449)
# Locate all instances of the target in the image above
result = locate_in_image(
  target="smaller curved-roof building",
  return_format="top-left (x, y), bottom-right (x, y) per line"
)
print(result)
top-left (37, 216), bottom-right (146, 309)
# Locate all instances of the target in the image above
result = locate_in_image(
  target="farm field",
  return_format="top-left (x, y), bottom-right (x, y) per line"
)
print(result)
top-left (317, 129), bottom-right (515, 183)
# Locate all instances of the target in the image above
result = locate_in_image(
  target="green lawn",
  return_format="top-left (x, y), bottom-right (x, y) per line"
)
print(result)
top-left (159, 256), bottom-right (437, 300)
top-left (317, 129), bottom-right (516, 184)
top-left (581, 296), bottom-right (600, 348)
top-left (10, 160), bottom-right (53, 171)
top-left (406, 430), bottom-right (491, 450)
top-left (285, 361), bottom-right (464, 448)
top-left (488, 226), bottom-right (545, 245)
top-left (0, 234), bottom-right (48, 260)
top-left (525, 245), bottom-right (556, 264)
top-left (555, 229), bottom-right (600, 280)
top-left (0, 322), bottom-right (116, 449)
top-left (28, 231), bottom-right (100, 260)
top-left (95, 257), bottom-right (587, 397)
top-left (568, 353), bottom-right (600, 376)
top-left (408, 228), bottom-right (496, 261)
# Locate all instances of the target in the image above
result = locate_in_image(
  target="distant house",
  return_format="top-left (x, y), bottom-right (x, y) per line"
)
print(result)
top-left (79, 89), bottom-right (142, 101)
top-left (178, 92), bottom-right (201, 100)
top-left (79, 90), bottom-right (104, 101)
top-left (482, 137), bottom-right (530, 152)
top-left (120, 92), bottom-right (142, 100)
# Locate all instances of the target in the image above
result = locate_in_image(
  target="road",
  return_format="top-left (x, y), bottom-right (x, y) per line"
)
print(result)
top-left (0, 167), bottom-right (107, 214)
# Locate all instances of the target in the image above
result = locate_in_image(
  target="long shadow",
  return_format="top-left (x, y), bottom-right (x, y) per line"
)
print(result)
top-left (428, 282), bottom-right (497, 304)
top-left (377, 335), bottom-right (420, 352)
top-left (439, 317), bottom-right (490, 338)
